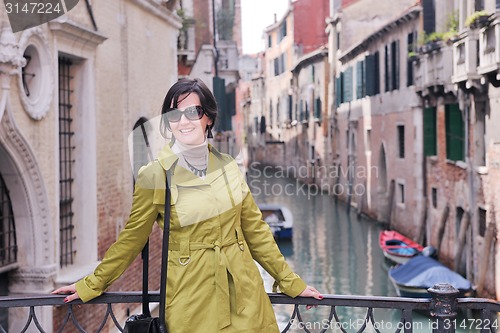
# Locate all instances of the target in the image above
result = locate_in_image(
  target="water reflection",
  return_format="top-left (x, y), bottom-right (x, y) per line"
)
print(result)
top-left (248, 166), bottom-right (473, 332)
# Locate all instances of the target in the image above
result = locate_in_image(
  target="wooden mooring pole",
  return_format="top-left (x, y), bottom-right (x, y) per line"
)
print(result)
top-left (436, 205), bottom-right (450, 257)
top-left (477, 222), bottom-right (496, 295)
top-left (454, 211), bottom-right (470, 271)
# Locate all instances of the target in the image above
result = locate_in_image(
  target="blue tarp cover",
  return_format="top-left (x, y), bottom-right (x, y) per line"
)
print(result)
top-left (389, 255), bottom-right (472, 291)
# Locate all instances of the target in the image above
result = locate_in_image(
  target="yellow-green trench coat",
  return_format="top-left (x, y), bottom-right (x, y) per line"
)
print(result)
top-left (76, 144), bottom-right (307, 332)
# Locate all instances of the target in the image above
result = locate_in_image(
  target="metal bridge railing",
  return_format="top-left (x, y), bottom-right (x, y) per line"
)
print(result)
top-left (0, 283), bottom-right (498, 333)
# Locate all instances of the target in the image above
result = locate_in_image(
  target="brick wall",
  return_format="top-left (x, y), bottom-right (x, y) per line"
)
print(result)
top-left (293, 0), bottom-right (329, 55)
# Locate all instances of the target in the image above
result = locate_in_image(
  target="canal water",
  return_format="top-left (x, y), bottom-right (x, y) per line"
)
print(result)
top-left (247, 164), bottom-right (474, 333)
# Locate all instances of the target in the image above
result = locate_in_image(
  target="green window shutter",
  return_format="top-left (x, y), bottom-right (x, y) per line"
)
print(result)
top-left (335, 76), bottom-right (341, 106)
top-left (392, 40), bottom-right (400, 90)
top-left (340, 72), bottom-right (345, 104)
top-left (366, 55), bottom-right (374, 96)
top-left (423, 107), bottom-right (437, 156)
top-left (356, 61), bottom-right (363, 99)
top-left (374, 51), bottom-right (380, 94)
top-left (361, 60), bottom-right (366, 96)
top-left (315, 98), bottom-right (321, 120)
top-left (345, 67), bottom-right (353, 102)
top-left (445, 104), bottom-right (465, 161)
top-left (212, 77), bottom-right (228, 131)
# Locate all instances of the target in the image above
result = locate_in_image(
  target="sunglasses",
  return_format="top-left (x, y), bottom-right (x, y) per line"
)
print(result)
top-left (165, 105), bottom-right (205, 122)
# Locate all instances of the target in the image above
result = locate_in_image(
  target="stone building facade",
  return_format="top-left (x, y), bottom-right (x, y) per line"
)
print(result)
top-left (334, 5), bottom-right (422, 237)
top-left (244, 0), bottom-right (500, 299)
top-left (0, 0), bottom-right (180, 330)
top-left (413, 0), bottom-right (500, 299)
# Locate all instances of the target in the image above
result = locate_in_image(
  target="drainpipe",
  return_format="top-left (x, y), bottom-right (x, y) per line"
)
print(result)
top-left (347, 101), bottom-right (352, 210)
top-left (464, 93), bottom-right (474, 282)
top-left (419, 100), bottom-right (428, 246)
top-left (212, 0), bottom-right (219, 77)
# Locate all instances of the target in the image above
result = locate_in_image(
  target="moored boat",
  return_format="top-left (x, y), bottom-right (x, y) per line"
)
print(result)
top-left (258, 203), bottom-right (293, 240)
top-left (388, 255), bottom-right (474, 298)
top-left (379, 230), bottom-right (424, 264)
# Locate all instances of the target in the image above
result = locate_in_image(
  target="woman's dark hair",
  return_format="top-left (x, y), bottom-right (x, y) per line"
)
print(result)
top-left (160, 78), bottom-right (218, 138)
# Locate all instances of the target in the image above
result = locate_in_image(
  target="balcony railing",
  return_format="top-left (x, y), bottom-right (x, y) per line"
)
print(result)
top-left (0, 283), bottom-right (499, 332)
top-left (414, 43), bottom-right (453, 95)
top-left (452, 30), bottom-right (481, 85)
top-left (478, 20), bottom-right (500, 76)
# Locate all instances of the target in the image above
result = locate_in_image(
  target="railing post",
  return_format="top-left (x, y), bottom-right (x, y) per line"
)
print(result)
top-left (428, 283), bottom-right (460, 333)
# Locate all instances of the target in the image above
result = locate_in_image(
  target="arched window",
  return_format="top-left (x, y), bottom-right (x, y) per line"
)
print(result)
top-left (132, 118), bottom-right (153, 180)
top-left (0, 173), bottom-right (17, 268)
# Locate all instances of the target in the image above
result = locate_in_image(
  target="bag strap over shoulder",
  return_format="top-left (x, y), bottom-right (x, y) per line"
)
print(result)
top-left (140, 170), bottom-right (170, 332)
top-left (158, 171), bottom-right (171, 332)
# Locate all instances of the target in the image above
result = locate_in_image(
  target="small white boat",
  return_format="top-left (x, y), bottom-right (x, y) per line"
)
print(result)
top-left (258, 203), bottom-right (293, 240)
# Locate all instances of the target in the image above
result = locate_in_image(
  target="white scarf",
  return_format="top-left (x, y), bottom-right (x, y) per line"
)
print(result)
top-left (171, 139), bottom-right (209, 178)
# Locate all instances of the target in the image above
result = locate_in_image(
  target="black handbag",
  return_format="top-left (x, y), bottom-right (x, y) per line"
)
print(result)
top-left (123, 172), bottom-right (171, 333)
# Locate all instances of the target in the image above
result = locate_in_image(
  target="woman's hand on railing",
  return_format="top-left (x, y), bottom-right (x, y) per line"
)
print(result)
top-left (52, 283), bottom-right (81, 303)
top-left (299, 285), bottom-right (323, 310)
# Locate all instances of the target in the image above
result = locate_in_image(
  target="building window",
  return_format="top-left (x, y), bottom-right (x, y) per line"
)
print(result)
top-left (424, 107), bottom-right (437, 156)
top-left (365, 129), bottom-right (371, 152)
top-left (336, 74), bottom-right (343, 106)
top-left (314, 98), bottom-right (321, 120)
top-left (343, 67), bottom-right (353, 102)
top-left (475, 0), bottom-right (485, 11)
top-left (0, 173), bottom-right (17, 268)
top-left (478, 208), bottom-right (487, 237)
top-left (398, 183), bottom-right (405, 204)
top-left (385, 40), bottom-right (400, 92)
top-left (299, 100), bottom-right (304, 121)
top-left (268, 35), bottom-right (272, 48)
top-left (422, 0), bottom-right (436, 34)
top-left (276, 100), bottom-right (280, 125)
top-left (397, 125), bottom-right (405, 158)
top-left (269, 101), bottom-right (273, 128)
top-left (384, 45), bottom-right (390, 92)
top-left (445, 104), bottom-right (465, 161)
top-left (407, 31), bottom-right (416, 86)
top-left (279, 20), bottom-right (287, 42)
top-left (366, 52), bottom-right (380, 96)
top-left (431, 187), bottom-right (437, 208)
top-left (288, 95), bottom-right (293, 122)
top-left (356, 60), bottom-right (365, 99)
top-left (59, 57), bottom-right (76, 267)
top-left (273, 54), bottom-right (286, 76)
top-left (132, 118), bottom-right (153, 180)
top-left (392, 40), bottom-right (400, 90)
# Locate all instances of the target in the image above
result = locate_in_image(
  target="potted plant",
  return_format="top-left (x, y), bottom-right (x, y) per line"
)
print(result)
top-left (422, 32), bottom-right (443, 53)
top-left (443, 11), bottom-right (459, 44)
top-left (465, 11), bottom-right (490, 29)
top-left (408, 51), bottom-right (419, 62)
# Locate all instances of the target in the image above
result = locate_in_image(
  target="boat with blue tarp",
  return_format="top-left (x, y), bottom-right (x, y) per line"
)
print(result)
top-left (389, 255), bottom-right (474, 298)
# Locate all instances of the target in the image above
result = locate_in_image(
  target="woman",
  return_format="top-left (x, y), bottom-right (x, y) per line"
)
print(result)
top-left (53, 78), bottom-right (322, 332)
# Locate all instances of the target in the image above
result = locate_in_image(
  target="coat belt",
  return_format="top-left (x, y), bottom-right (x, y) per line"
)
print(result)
top-left (168, 238), bottom-right (246, 330)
